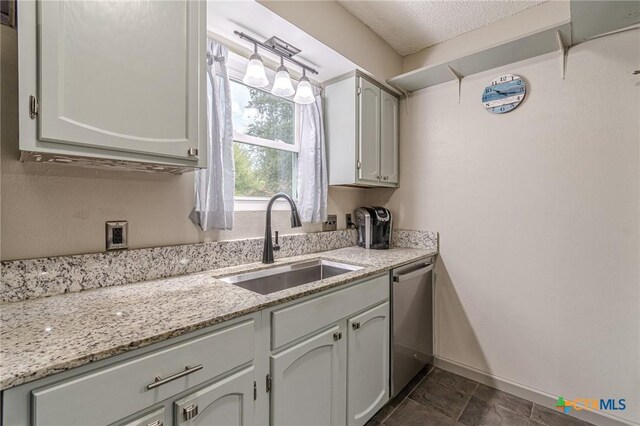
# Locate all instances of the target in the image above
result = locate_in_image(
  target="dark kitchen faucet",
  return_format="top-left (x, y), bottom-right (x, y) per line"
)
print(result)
top-left (263, 193), bottom-right (302, 264)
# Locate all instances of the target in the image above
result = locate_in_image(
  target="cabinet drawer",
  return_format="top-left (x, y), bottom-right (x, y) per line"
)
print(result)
top-left (271, 274), bottom-right (388, 349)
top-left (32, 320), bottom-right (255, 426)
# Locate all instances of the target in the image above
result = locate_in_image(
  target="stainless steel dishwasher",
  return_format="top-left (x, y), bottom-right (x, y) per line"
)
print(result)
top-left (390, 257), bottom-right (435, 397)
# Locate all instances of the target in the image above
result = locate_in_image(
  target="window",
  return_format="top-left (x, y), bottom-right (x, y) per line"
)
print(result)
top-left (230, 80), bottom-right (298, 200)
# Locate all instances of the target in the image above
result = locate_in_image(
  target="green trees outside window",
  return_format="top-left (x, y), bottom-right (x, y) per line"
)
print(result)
top-left (230, 81), bottom-right (298, 198)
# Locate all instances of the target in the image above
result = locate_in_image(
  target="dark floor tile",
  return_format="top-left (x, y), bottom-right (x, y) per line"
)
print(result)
top-left (473, 383), bottom-right (533, 417)
top-left (366, 403), bottom-right (397, 426)
top-left (458, 396), bottom-right (529, 426)
top-left (530, 404), bottom-right (594, 426)
top-left (428, 367), bottom-right (479, 395)
top-left (384, 398), bottom-right (455, 426)
top-left (390, 364), bottom-right (433, 408)
top-left (409, 376), bottom-right (471, 419)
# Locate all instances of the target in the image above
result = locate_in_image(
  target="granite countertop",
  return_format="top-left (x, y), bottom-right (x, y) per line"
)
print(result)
top-left (0, 246), bottom-right (436, 391)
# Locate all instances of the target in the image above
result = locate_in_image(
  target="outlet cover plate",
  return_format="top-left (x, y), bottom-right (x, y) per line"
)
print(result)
top-left (106, 221), bottom-right (128, 250)
top-left (322, 215), bottom-right (337, 232)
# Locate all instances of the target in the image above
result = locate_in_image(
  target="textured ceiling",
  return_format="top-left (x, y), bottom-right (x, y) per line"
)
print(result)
top-left (338, 0), bottom-right (547, 55)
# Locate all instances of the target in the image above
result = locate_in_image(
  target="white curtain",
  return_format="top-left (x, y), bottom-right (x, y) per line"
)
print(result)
top-left (297, 86), bottom-right (328, 223)
top-left (189, 40), bottom-right (235, 230)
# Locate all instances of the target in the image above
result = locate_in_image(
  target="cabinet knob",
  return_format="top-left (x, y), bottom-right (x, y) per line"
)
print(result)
top-left (183, 404), bottom-right (199, 421)
top-left (333, 331), bottom-right (343, 341)
top-left (352, 322), bottom-right (361, 330)
top-left (383, 176), bottom-right (388, 181)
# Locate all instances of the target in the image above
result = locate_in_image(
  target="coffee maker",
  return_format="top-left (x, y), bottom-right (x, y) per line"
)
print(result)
top-left (355, 207), bottom-right (393, 249)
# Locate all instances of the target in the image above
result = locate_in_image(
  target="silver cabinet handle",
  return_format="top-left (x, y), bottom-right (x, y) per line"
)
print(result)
top-left (352, 322), bottom-right (361, 330)
top-left (383, 176), bottom-right (389, 181)
top-left (393, 264), bottom-right (434, 282)
top-left (183, 404), bottom-right (199, 421)
top-left (146, 364), bottom-right (203, 390)
top-left (333, 331), bottom-right (343, 341)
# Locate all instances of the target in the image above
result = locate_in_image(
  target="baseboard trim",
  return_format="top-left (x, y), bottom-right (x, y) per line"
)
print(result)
top-left (434, 356), bottom-right (638, 426)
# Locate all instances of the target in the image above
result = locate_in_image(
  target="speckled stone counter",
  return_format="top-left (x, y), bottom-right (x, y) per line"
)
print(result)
top-left (0, 245), bottom-right (436, 391)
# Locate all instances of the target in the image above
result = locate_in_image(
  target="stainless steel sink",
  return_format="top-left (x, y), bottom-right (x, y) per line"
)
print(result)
top-left (220, 260), bottom-right (363, 295)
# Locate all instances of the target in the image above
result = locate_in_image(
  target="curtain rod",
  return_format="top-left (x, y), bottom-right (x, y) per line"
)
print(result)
top-left (234, 31), bottom-right (319, 75)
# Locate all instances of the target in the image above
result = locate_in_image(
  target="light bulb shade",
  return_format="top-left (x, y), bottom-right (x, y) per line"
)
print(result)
top-left (293, 76), bottom-right (315, 105)
top-left (271, 66), bottom-right (295, 97)
top-left (242, 53), bottom-right (269, 88)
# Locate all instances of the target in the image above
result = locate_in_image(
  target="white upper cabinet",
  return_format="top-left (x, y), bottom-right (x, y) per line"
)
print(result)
top-left (325, 72), bottom-right (399, 188)
top-left (380, 91), bottom-right (399, 184)
top-left (358, 79), bottom-right (381, 183)
top-left (18, 0), bottom-right (207, 169)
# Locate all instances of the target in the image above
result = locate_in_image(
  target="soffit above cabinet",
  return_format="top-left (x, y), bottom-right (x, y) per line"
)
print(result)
top-left (570, 0), bottom-right (640, 44)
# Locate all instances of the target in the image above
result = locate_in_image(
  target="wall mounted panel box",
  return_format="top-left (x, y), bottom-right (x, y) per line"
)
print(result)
top-left (17, 1), bottom-right (207, 174)
top-left (324, 71), bottom-right (400, 188)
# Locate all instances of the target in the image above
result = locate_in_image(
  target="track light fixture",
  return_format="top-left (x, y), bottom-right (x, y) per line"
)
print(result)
top-left (235, 31), bottom-right (318, 104)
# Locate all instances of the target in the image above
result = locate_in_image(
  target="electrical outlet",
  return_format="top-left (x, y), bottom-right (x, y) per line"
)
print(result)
top-left (346, 213), bottom-right (355, 229)
top-left (322, 214), bottom-right (337, 232)
top-left (106, 221), bottom-right (128, 250)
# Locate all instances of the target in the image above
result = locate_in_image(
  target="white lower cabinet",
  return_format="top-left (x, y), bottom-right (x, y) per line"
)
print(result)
top-left (347, 302), bottom-right (390, 426)
top-left (2, 275), bottom-right (390, 426)
top-left (268, 273), bottom-right (390, 426)
top-left (270, 326), bottom-right (346, 426)
top-left (29, 320), bottom-right (256, 426)
top-left (174, 366), bottom-right (256, 426)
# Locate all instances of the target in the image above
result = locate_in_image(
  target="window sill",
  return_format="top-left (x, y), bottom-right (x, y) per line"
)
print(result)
top-left (234, 197), bottom-right (297, 212)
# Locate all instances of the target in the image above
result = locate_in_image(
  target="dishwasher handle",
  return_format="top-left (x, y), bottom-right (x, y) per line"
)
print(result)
top-left (393, 264), bottom-right (433, 282)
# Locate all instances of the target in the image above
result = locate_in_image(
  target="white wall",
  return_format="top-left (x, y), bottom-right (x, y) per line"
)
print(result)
top-left (368, 31), bottom-right (640, 424)
top-left (0, 25), bottom-right (368, 261)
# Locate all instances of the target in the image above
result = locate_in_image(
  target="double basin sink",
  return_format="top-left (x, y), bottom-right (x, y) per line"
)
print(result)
top-left (221, 259), bottom-right (363, 295)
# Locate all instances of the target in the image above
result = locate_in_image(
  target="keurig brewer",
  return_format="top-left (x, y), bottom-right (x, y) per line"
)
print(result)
top-left (355, 207), bottom-right (393, 249)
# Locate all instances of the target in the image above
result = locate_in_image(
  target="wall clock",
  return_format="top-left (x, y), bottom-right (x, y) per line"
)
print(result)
top-left (482, 74), bottom-right (526, 114)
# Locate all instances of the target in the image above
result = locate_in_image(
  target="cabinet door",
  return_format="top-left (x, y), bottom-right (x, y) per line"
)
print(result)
top-left (37, 0), bottom-right (204, 161)
top-left (358, 78), bottom-right (381, 183)
top-left (271, 326), bottom-right (346, 426)
top-left (174, 366), bottom-right (255, 426)
top-left (347, 302), bottom-right (390, 426)
top-left (380, 91), bottom-right (399, 185)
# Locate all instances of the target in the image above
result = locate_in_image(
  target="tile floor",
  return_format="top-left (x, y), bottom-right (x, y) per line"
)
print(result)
top-left (367, 366), bottom-right (594, 426)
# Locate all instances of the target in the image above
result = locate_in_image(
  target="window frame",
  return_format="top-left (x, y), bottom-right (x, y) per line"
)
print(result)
top-left (228, 76), bottom-right (300, 208)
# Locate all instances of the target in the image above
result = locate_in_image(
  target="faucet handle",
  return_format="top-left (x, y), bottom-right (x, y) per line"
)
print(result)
top-left (273, 231), bottom-right (280, 251)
